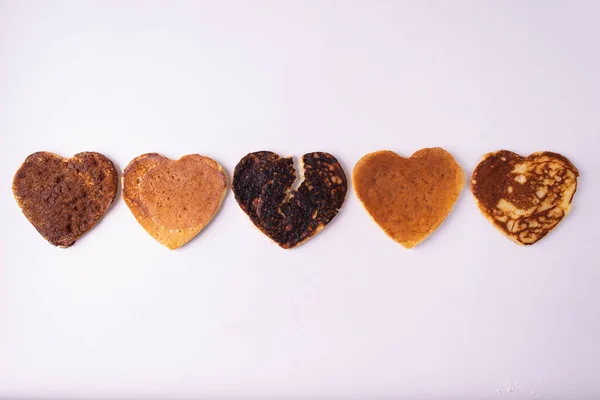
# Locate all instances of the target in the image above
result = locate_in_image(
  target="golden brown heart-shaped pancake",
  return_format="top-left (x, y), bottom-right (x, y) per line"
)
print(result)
top-left (123, 153), bottom-right (227, 249)
top-left (471, 150), bottom-right (579, 245)
top-left (353, 148), bottom-right (464, 248)
top-left (232, 151), bottom-right (347, 249)
top-left (12, 151), bottom-right (118, 247)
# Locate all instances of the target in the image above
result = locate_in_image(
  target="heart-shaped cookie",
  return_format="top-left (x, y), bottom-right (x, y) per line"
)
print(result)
top-left (12, 151), bottom-right (118, 247)
top-left (353, 148), bottom-right (464, 248)
top-left (471, 150), bottom-right (579, 245)
top-left (232, 151), bottom-right (347, 249)
top-left (122, 153), bottom-right (227, 249)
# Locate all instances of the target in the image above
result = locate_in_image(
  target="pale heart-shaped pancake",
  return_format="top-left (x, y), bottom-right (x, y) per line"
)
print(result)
top-left (353, 148), bottom-right (464, 248)
top-left (471, 150), bottom-right (579, 245)
top-left (123, 153), bottom-right (227, 249)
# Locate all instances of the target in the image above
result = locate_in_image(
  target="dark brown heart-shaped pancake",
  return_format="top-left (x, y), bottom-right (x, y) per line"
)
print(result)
top-left (232, 151), bottom-right (347, 249)
top-left (471, 150), bottom-right (579, 245)
top-left (12, 151), bottom-right (118, 247)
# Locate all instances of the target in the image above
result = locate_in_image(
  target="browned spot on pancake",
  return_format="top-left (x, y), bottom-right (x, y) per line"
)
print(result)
top-left (471, 150), bottom-right (579, 245)
top-left (471, 150), bottom-right (516, 211)
top-left (123, 153), bottom-right (227, 249)
top-left (12, 151), bottom-right (118, 247)
top-left (232, 151), bottom-right (347, 249)
top-left (353, 148), bottom-right (464, 248)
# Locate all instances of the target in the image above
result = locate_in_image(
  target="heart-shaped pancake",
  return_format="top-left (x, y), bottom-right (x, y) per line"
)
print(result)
top-left (353, 148), bottom-right (464, 248)
top-left (471, 150), bottom-right (579, 245)
top-left (12, 151), bottom-right (118, 247)
top-left (232, 151), bottom-right (347, 249)
top-left (122, 153), bottom-right (227, 249)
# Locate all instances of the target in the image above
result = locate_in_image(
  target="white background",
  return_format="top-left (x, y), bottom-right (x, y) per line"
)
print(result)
top-left (1, 1), bottom-right (599, 399)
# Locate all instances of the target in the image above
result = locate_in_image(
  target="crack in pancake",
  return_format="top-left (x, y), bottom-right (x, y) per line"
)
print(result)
top-left (471, 150), bottom-right (579, 245)
top-left (232, 151), bottom-right (347, 249)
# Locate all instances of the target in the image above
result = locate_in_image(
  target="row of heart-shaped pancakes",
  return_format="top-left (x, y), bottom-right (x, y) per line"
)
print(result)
top-left (12, 149), bottom-right (579, 249)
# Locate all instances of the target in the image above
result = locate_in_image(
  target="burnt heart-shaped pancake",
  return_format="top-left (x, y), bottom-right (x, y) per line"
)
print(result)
top-left (232, 151), bottom-right (347, 249)
top-left (353, 148), bottom-right (464, 248)
top-left (471, 150), bottom-right (579, 245)
top-left (12, 151), bottom-right (118, 247)
top-left (122, 153), bottom-right (227, 249)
